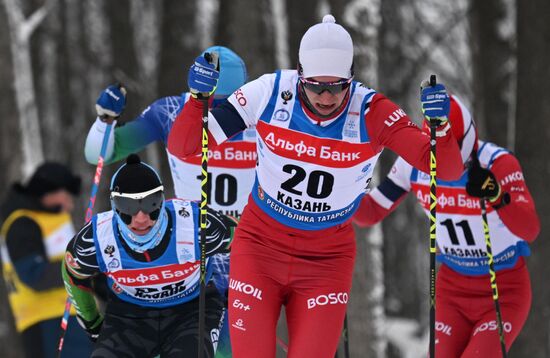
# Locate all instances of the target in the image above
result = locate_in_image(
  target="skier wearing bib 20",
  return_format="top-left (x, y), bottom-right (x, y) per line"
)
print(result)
top-left (167, 15), bottom-right (462, 357)
top-left (354, 95), bottom-right (540, 357)
top-left (62, 154), bottom-right (237, 357)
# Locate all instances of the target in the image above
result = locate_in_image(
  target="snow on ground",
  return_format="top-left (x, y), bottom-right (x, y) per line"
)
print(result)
top-left (385, 317), bottom-right (429, 358)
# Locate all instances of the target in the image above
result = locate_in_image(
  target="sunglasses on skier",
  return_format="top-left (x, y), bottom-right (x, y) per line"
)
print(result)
top-left (111, 186), bottom-right (164, 219)
top-left (299, 77), bottom-right (352, 95)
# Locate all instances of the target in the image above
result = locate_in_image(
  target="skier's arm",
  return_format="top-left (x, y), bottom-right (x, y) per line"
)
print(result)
top-left (85, 97), bottom-right (173, 164)
top-left (61, 262), bottom-right (100, 322)
top-left (5, 217), bottom-right (64, 291)
top-left (490, 154), bottom-right (540, 242)
top-left (354, 180), bottom-right (409, 227)
top-left (354, 157), bottom-right (412, 227)
top-left (63, 224), bottom-right (104, 340)
top-left (367, 94), bottom-right (462, 181)
top-left (167, 73), bottom-right (274, 158)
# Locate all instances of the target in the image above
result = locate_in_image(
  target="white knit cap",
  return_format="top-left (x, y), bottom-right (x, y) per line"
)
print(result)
top-left (298, 15), bottom-right (354, 79)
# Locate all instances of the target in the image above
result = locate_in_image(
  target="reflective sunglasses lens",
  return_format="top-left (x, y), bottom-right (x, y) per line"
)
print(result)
top-left (140, 192), bottom-right (164, 214)
top-left (113, 196), bottom-right (141, 216)
top-left (303, 81), bottom-right (350, 95)
top-left (112, 191), bottom-right (164, 217)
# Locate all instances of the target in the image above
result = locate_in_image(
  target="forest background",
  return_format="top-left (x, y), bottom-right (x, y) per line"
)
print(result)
top-left (0, 0), bottom-right (548, 357)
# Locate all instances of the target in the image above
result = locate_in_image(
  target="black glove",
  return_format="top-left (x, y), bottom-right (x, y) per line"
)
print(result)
top-left (76, 314), bottom-right (104, 342)
top-left (466, 165), bottom-right (500, 201)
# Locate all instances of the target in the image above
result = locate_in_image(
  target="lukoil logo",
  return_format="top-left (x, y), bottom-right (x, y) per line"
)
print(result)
top-left (229, 279), bottom-right (263, 300)
top-left (307, 292), bottom-right (348, 309)
top-left (435, 321), bottom-right (452, 336)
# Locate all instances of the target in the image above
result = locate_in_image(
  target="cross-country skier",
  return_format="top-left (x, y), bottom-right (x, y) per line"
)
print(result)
top-left (85, 45), bottom-right (254, 220)
top-left (354, 95), bottom-right (540, 357)
top-left (167, 14), bottom-right (463, 357)
top-left (84, 45), bottom-right (250, 357)
top-left (62, 154), bottom-right (237, 357)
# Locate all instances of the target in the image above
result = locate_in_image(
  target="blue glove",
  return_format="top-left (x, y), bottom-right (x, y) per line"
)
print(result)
top-left (95, 84), bottom-right (127, 119)
top-left (421, 82), bottom-right (450, 125)
top-left (188, 53), bottom-right (219, 98)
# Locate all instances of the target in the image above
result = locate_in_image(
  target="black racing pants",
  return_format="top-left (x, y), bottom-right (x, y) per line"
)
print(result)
top-left (92, 284), bottom-right (225, 358)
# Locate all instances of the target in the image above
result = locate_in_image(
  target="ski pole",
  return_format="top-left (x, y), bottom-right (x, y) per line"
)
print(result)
top-left (479, 197), bottom-right (507, 357)
top-left (198, 51), bottom-right (217, 358)
top-left (56, 122), bottom-right (113, 357)
top-left (471, 154), bottom-right (508, 358)
top-left (426, 74), bottom-right (438, 358)
top-left (337, 313), bottom-right (350, 358)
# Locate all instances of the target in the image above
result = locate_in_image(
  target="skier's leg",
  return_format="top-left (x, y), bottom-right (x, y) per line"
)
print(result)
top-left (284, 227), bottom-right (356, 358)
top-left (434, 298), bottom-right (472, 358)
top-left (227, 226), bottom-right (286, 358)
top-left (461, 266), bottom-right (531, 357)
top-left (161, 284), bottom-right (224, 358)
top-left (91, 309), bottom-right (158, 358)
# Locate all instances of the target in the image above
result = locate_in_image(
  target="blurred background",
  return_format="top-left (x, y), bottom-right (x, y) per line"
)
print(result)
top-left (0, 0), bottom-right (548, 356)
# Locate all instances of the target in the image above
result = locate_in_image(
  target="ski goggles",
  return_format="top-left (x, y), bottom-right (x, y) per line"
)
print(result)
top-left (110, 186), bottom-right (165, 217)
top-left (299, 77), bottom-right (352, 95)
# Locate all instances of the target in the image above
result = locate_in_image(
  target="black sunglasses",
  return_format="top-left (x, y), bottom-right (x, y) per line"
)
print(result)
top-left (111, 186), bottom-right (164, 218)
top-left (299, 77), bottom-right (352, 95)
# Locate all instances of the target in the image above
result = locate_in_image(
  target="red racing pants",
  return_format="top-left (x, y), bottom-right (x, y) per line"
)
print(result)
top-left (435, 258), bottom-right (531, 357)
top-left (228, 201), bottom-right (356, 358)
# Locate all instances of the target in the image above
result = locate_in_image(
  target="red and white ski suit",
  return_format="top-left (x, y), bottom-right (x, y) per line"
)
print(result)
top-left (354, 97), bottom-right (539, 357)
top-left (168, 70), bottom-right (462, 357)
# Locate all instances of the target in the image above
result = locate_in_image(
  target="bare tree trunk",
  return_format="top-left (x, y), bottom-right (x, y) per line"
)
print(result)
top-left (129, 0), bottom-right (163, 170)
top-left (83, 0), bottom-right (111, 104)
top-left (270, 0), bottom-right (290, 69)
top-left (196, 0), bottom-right (219, 50)
top-left (37, 0), bottom-right (62, 159)
top-left (216, 0), bottom-right (276, 79)
top-left (334, 0), bottom-right (387, 356)
top-left (469, 0), bottom-right (515, 148)
top-left (2, 0), bottom-right (53, 177)
top-left (512, 0), bottom-right (550, 356)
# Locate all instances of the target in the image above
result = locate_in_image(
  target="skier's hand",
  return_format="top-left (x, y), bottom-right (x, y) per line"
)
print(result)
top-left (420, 80), bottom-right (450, 126)
top-left (96, 84), bottom-right (127, 122)
top-left (188, 52), bottom-right (219, 99)
top-left (76, 314), bottom-right (104, 342)
top-left (466, 165), bottom-right (501, 202)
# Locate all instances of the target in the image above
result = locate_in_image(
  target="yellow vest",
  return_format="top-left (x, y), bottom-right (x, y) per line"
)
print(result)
top-left (0, 209), bottom-right (76, 332)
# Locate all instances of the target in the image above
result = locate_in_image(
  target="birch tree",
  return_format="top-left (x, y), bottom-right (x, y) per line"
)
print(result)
top-left (2, 0), bottom-right (56, 178)
top-left (129, 0), bottom-right (163, 170)
top-left (37, 0), bottom-right (62, 159)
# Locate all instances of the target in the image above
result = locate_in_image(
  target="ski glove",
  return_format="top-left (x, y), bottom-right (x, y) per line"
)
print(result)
top-left (466, 165), bottom-right (501, 202)
top-left (188, 53), bottom-right (219, 98)
top-left (96, 84), bottom-right (127, 119)
top-left (421, 81), bottom-right (450, 126)
top-left (76, 314), bottom-right (104, 342)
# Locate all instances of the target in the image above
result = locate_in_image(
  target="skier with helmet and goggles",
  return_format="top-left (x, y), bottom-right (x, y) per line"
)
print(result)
top-left (62, 154), bottom-right (237, 357)
top-left (168, 15), bottom-right (463, 357)
top-left (83, 45), bottom-right (250, 357)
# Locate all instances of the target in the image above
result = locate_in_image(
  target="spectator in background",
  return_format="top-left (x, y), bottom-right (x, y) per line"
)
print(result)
top-left (0, 162), bottom-right (93, 358)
